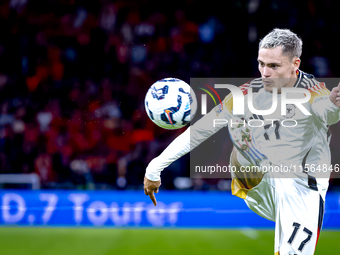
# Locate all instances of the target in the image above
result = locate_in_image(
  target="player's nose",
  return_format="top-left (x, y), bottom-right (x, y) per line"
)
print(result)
top-left (262, 66), bottom-right (271, 78)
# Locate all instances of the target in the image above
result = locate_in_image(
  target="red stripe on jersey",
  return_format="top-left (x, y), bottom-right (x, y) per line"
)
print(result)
top-left (319, 82), bottom-right (326, 88)
top-left (314, 195), bottom-right (324, 254)
top-left (314, 227), bottom-right (321, 255)
top-left (308, 82), bottom-right (327, 93)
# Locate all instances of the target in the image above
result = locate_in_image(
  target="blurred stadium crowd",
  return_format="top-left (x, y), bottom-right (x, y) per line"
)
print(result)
top-left (0, 0), bottom-right (340, 190)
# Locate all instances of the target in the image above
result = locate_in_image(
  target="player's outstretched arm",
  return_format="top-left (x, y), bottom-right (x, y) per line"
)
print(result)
top-left (144, 127), bottom-right (191, 206)
top-left (144, 98), bottom-right (232, 206)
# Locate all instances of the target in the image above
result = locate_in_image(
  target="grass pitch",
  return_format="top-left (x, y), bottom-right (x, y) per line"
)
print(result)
top-left (0, 227), bottom-right (338, 255)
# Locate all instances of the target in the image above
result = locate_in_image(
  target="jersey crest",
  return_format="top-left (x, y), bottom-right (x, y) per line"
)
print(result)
top-left (283, 104), bottom-right (296, 118)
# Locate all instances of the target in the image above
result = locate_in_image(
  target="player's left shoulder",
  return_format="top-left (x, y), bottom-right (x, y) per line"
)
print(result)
top-left (298, 70), bottom-right (331, 105)
top-left (297, 70), bottom-right (327, 91)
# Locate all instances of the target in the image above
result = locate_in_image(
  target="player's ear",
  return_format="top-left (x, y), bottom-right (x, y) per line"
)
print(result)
top-left (292, 57), bottom-right (301, 74)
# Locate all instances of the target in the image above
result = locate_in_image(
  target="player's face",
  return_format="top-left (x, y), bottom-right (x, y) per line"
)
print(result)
top-left (258, 47), bottom-right (300, 93)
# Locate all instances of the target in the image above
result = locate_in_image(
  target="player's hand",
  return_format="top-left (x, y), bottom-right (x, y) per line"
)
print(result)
top-left (330, 82), bottom-right (340, 108)
top-left (144, 176), bottom-right (161, 206)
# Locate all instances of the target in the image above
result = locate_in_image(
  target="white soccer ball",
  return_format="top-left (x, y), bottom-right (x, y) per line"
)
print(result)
top-left (144, 78), bottom-right (197, 130)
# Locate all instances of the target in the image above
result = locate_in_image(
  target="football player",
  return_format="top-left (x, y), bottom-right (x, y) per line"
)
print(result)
top-left (144, 29), bottom-right (340, 254)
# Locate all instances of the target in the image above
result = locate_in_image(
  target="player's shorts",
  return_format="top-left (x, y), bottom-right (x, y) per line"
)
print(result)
top-left (228, 120), bottom-right (325, 254)
top-left (244, 170), bottom-right (324, 254)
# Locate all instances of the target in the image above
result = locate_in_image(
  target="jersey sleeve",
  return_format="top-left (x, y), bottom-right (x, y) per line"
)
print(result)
top-left (145, 93), bottom-right (234, 181)
top-left (309, 83), bottom-right (340, 125)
